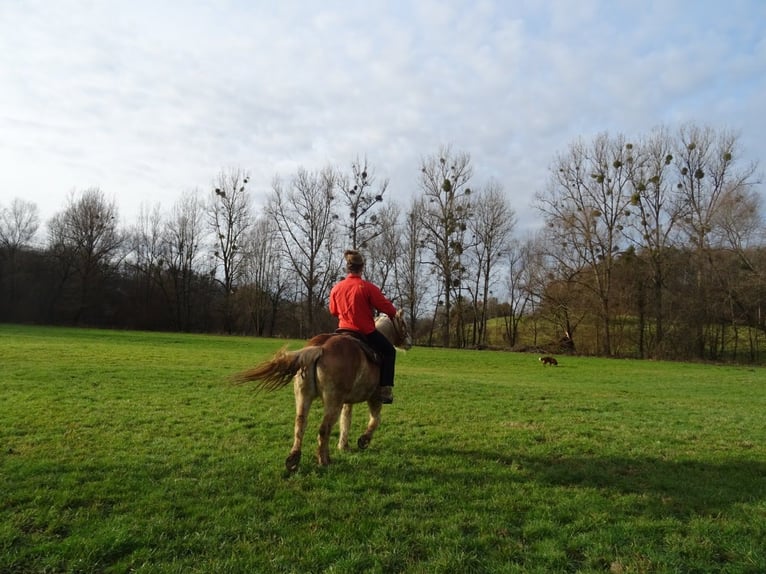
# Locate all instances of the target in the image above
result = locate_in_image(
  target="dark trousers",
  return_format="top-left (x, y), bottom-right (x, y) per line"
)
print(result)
top-left (366, 329), bottom-right (396, 387)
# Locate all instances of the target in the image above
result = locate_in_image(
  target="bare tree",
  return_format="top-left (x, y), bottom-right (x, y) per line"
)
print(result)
top-left (713, 186), bottom-right (764, 271)
top-left (419, 145), bottom-right (475, 347)
top-left (337, 156), bottom-right (388, 249)
top-left (503, 235), bottom-right (538, 348)
top-left (125, 202), bottom-right (165, 328)
top-left (165, 190), bottom-right (208, 331)
top-left (675, 125), bottom-right (757, 252)
top-left (710, 165), bottom-right (765, 353)
top-left (0, 198), bottom-right (40, 251)
top-left (535, 133), bottom-right (635, 355)
top-left (674, 124), bottom-right (759, 358)
top-left (129, 203), bottom-right (164, 275)
top-left (238, 216), bottom-right (290, 336)
top-left (0, 198), bottom-right (40, 314)
top-left (363, 201), bottom-right (401, 296)
top-left (47, 188), bottom-right (123, 323)
top-left (267, 166), bottom-right (338, 335)
top-left (625, 126), bottom-right (685, 356)
top-left (208, 168), bottom-right (252, 333)
top-left (399, 197), bottom-right (430, 341)
top-left (466, 180), bottom-right (516, 346)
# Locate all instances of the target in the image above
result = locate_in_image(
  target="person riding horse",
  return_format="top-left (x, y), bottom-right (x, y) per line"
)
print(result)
top-left (329, 249), bottom-right (398, 404)
top-left (232, 253), bottom-right (410, 469)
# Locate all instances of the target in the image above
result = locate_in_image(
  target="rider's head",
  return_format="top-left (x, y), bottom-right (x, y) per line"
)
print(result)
top-left (344, 249), bottom-right (365, 274)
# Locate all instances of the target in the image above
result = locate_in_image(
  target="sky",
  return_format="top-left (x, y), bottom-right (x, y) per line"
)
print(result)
top-left (1, 0), bottom-right (764, 238)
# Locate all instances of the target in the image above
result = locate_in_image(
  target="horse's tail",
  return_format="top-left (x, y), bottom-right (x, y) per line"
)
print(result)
top-left (231, 345), bottom-right (323, 392)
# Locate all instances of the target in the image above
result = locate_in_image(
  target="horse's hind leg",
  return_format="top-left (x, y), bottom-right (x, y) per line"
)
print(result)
top-left (358, 402), bottom-right (382, 450)
top-left (286, 379), bottom-right (312, 472)
top-left (317, 401), bottom-right (342, 466)
top-left (338, 404), bottom-right (353, 451)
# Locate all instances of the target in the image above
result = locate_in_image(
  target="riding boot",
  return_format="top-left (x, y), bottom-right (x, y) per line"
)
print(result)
top-left (378, 354), bottom-right (395, 405)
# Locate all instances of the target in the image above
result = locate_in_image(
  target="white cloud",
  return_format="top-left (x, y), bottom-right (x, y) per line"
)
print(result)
top-left (1, 0), bottom-right (764, 236)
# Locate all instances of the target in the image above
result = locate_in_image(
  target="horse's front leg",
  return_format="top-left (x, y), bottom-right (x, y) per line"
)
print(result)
top-left (317, 400), bottom-right (343, 466)
top-left (338, 403), bottom-right (353, 451)
top-left (286, 375), bottom-right (312, 472)
top-left (357, 401), bottom-right (382, 450)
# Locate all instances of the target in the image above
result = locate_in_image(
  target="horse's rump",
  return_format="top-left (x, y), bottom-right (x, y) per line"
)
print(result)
top-left (308, 331), bottom-right (379, 364)
top-left (315, 335), bottom-right (379, 402)
top-left (307, 333), bottom-right (334, 346)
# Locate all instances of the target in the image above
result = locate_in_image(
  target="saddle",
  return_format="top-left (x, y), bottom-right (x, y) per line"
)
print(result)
top-left (334, 329), bottom-right (380, 364)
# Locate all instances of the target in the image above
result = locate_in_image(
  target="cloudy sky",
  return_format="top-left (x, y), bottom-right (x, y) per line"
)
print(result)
top-left (1, 0), bottom-right (764, 235)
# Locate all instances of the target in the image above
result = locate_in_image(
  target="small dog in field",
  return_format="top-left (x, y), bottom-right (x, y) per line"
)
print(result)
top-left (539, 356), bottom-right (558, 366)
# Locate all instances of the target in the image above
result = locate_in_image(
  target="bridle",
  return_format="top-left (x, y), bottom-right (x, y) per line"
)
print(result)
top-left (390, 313), bottom-right (412, 349)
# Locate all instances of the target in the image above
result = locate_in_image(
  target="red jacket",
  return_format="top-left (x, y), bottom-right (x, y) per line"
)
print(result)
top-left (329, 273), bottom-right (397, 335)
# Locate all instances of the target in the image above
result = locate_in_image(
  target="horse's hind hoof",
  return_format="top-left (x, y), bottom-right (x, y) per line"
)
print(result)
top-left (285, 451), bottom-right (301, 472)
top-left (357, 435), bottom-right (371, 450)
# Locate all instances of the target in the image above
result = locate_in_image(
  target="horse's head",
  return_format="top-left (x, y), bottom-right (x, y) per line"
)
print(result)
top-left (377, 310), bottom-right (412, 350)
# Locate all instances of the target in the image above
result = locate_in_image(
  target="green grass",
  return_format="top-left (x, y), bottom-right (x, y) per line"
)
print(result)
top-left (2, 324), bottom-right (765, 573)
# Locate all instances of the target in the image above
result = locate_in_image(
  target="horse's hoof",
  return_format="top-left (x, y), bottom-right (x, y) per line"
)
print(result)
top-left (285, 451), bottom-right (301, 472)
top-left (357, 435), bottom-right (371, 450)
top-left (316, 448), bottom-right (331, 466)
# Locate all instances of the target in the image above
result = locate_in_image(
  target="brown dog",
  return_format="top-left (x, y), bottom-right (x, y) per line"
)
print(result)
top-left (539, 356), bottom-right (558, 366)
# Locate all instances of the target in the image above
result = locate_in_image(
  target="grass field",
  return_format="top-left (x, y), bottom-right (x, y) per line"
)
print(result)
top-left (2, 324), bottom-right (765, 573)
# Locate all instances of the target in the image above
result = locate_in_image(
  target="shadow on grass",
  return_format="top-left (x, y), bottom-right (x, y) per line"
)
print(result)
top-left (391, 446), bottom-right (766, 517)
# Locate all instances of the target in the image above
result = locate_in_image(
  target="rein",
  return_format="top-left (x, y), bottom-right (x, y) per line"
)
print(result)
top-left (388, 314), bottom-right (411, 349)
top-left (373, 313), bottom-right (411, 350)
top-left (390, 315), bottom-right (405, 346)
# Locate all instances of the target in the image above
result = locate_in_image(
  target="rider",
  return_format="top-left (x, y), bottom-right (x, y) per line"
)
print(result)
top-left (329, 249), bottom-right (398, 404)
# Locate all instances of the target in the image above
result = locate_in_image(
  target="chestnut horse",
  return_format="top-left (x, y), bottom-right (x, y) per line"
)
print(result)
top-left (233, 311), bottom-right (412, 471)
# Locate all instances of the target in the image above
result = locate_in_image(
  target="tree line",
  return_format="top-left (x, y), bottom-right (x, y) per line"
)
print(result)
top-left (1, 125), bottom-right (764, 362)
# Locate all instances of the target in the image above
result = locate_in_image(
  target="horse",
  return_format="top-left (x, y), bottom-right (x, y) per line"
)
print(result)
top-left (232, 310), bottom-right (412, 471)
